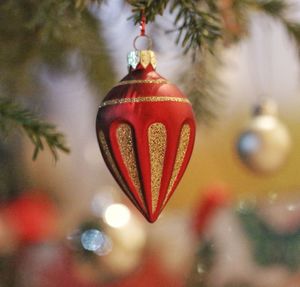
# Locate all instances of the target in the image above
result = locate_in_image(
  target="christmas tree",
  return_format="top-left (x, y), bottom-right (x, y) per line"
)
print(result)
top-left (1, 1), bottom-right (300, 287)
top-left (1, 0), bottom-right (300, 159)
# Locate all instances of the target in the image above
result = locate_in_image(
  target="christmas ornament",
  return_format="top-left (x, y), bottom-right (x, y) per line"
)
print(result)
top-left (236, 99), bottom-right (291, 174)
top-left (67, 209), bottom-right (146, 281)
top-left (192, 184), bottom-right (231, 235)
top-left (2, 191), bottom-right (58, 243)
top-left (187, 194), bottom-right (300, 287)
top-left (96, 17), bottom-right (196, 222)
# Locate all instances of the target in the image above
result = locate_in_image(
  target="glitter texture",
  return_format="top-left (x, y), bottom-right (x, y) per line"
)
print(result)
top-left (99, 96), bottom-right (190, 108)
top-left (140, 50), bottom-right (151, 68)
top-left (115, 79), bottom-right (169, 87)
top-left (116, 124), bottom-right (145, 207)
top-left (98, 130), bottom-right (131, 199)
top-left (163, 124), bottom-right (191, 206)
top-left (148, 123), bottom-right (167, 213)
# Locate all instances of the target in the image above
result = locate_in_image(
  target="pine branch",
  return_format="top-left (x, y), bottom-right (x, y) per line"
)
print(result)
top-left (283, 21), bottom-right (300, 43)
top-left (128, 0), bottom-right (300, 53)
top-left (253, 0), bottom-right (287, 17)
top-left (129, 0), bottom-right (222, 53)
top-left (0, 98), bottom-right (69, 160)
top-left (128, 0), bottom-right (300, 123)
top-left (184, 51), bottom-right (224, 124)
top-left (0, 0), bottom-right (115, 160)
top-left (129, 0), bottom-right (169, 22)
top-left (252, 0), bottom-right (300, 50)
top-left (74, 0), bottom-right (103, 9)
top-left (170, 1), bottom-right (221, 53)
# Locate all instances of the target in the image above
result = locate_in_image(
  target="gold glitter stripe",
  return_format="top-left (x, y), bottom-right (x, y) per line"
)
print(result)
top-left (116, 124), bottom-right (145, 208)
top-left (148, 123), bottom-right (167, 213)
top-left (100, 97), bottom-right (190, 108)
top-left (115, 79), bottom-right (169, 87)
top-left (163, 124), bottom-right (191, 206)
top-left (98, 130), bottom-right (131, 197)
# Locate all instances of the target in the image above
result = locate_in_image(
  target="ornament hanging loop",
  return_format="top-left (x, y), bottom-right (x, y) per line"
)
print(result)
top-left (133, 34), bottom-right (153, 50)
top-left (133, 10), bottom-right (153, 50)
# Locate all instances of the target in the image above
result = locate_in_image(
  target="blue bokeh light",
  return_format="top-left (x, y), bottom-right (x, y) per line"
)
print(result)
top-left (81, 229), bottom-right (105, 252)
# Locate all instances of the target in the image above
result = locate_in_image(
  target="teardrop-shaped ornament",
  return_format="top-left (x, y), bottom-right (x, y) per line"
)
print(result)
top-left (96, 34), bottom-right (196, 222)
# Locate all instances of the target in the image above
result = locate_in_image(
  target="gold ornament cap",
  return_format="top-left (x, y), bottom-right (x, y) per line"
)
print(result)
top-left (127, 50), bottom-right (157, 70)
top-left (253, 99), bottom-right (278, 117)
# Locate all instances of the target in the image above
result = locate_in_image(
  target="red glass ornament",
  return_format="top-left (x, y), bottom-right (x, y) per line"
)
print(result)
top-left (96, 49), bottom-right (196, 222)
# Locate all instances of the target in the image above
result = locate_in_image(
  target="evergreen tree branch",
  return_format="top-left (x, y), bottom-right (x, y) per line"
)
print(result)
top-left (75, 0), bottom-right (103, 9)
top-left (257, 0), bottom-right (287, 17)
top-left (129, 0), bottom-right (169, 22)
top-left (184, 51), bottom-right (224, 124)
top-left (248, 0), bottom-right (300, 51)
top-left (0, 98), bottom-right (69, 160)
top-left (128, 0), bottom-right (300, 53)
top-left (1, 0), bottom-right (300, 144)
top-left (170, 1), bottom-right (221, 53)
top-left (283, 21), bottom-right (300, 44)
top-left (127, 0), bottom-right (300, 123)
top-left (129, 0), bottom-right (222, 53)
top-left (0, 0), bottom-right (115, 160)
top-left (260, 1), bottom-right (300, 46)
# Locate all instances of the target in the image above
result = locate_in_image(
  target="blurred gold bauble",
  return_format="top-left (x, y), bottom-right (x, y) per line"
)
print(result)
top-left (102, 215), bottom-right (146, 276)
top-left (236, 99), bottom-right (291, 174)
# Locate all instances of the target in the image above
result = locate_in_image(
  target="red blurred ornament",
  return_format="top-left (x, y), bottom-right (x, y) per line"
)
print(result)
top-left (193, 184), bottom-right (231, 235)
top-left (96, 23), bottom-right (196, 223)
top-left (2, 191), bottom-right (58, 243)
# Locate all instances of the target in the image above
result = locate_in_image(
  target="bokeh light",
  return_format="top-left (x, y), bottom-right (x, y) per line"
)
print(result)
top-left (91, 190), bottom-right (114, 217)
top-left (104, 204), bottom-right (131, 228)
top-left (95, 233), bottom-right (113, 256)
top-left (81, 229), bottom-right (105, 252)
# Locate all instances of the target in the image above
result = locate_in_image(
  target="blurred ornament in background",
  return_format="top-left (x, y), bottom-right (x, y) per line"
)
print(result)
top-left (66, 201), bottom-right (146, 280)
top-left (187, 189), bottom-right (300, 287)
top-left (103, 211), bottom-right (146, 277)
top-left (148, 210), bottom-right (195, 279)
top-left (1, 190), bottom-right (58, 244)
top-left (236, 99), bottom-right (291, 174)
top-left (96, 19), bottom-right (196, 223)
top-left (192, 184), bottom-right (231, 235)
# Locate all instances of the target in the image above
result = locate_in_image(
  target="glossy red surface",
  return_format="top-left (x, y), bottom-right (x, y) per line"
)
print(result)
top-left (96, 64), bottom-right (196, 222)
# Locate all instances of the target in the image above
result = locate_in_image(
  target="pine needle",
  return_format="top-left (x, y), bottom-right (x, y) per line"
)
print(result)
top-left (0, 98), bottom-right (70, 160)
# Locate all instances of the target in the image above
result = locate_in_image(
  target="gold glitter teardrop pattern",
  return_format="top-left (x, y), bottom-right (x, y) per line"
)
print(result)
top-left (116, 124), bottom-right (145, 208)
top-left (148, 123), bottom-right (167, 213)
top-left (163, 124), bottom-right (191, 206)
top-left (98, 130), bottom-right (131, 198)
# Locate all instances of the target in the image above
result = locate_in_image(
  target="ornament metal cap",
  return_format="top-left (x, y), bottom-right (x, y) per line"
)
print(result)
top-left (253, 99), bottom-right (278, 117)
top-left (128, 33), bottom-right (156, 70)
top-left (127, 50), bottom-right (157, 70)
